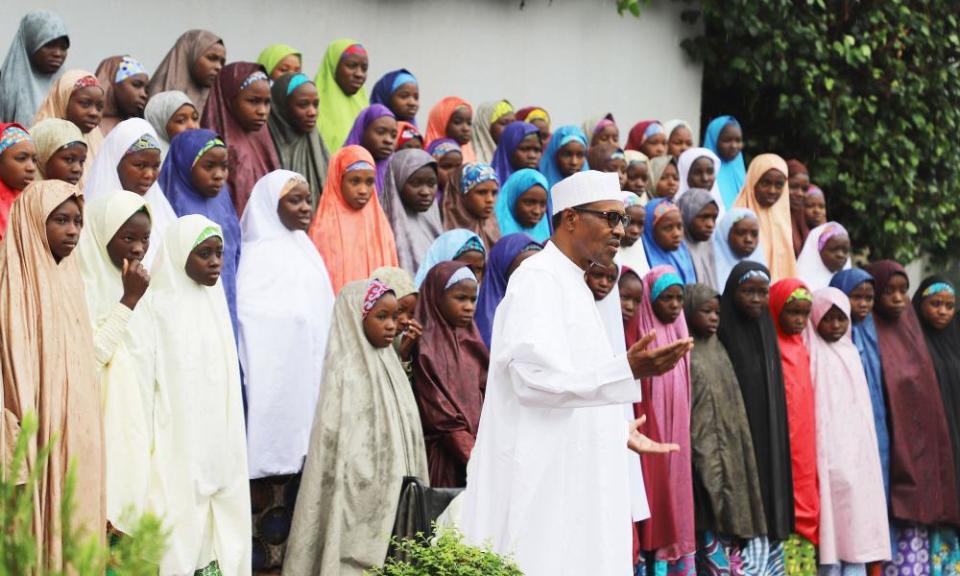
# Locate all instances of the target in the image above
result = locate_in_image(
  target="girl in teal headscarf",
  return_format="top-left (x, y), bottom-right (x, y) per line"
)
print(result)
top-left (539, 124), bottom-right (589, 190)
top-left (703, 115), bottom-right (746, 209)
top-left (495, 168), bottom-right (551, 242)
top-left (315, 39), bottom-right (370, 153)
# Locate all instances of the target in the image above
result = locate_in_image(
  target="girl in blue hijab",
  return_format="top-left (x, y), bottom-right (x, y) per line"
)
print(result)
top-left (159, 128), bottom-right (241, 336)
top-left (369, 68), bottom-right (418, 125)
top-left (539, 125), bottom-right (589, 190)
top-left (829, 268), bottom-right (891, 495)
top-left (703, 115), bottom-right (746, 209)
top-left (490, 121), bottom-right (541, 185)
top-left (641, 197), bottom-right (696, 284)
top-left (474, 233), bottom-right (542, 347)
top-left (712, 207), bottom-right (766, 288)
top-left (413, 228), bottom-right (485, 288)
top-left (494, 168), bottom-right (551, 243)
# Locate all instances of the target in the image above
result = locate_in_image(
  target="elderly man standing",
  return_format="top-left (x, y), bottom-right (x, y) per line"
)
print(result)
top-left (460, 170), bottom-right (692, 575)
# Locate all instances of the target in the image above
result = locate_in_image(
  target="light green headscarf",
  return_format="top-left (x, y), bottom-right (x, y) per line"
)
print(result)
top-left (256, 43), bottom-right (301, 76)
top-left (315, 38), bottom-right (369, 153)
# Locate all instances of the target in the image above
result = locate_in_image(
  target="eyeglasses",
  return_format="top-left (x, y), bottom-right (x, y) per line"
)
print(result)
top-left (573, 207), bottom-right (631, 229)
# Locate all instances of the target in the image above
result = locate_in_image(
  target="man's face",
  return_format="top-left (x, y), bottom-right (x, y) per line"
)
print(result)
top-left (569, 199), bottom-right (626, 266)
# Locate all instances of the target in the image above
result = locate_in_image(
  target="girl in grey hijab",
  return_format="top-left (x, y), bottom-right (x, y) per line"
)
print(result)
top-left (0, 11), bottom-right (69, 125)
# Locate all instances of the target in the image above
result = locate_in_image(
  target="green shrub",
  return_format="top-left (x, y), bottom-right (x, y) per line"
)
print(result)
top-left (367, 528), bottom-right (524, 576)
top-left (0, 412), bottom-right (167, 575)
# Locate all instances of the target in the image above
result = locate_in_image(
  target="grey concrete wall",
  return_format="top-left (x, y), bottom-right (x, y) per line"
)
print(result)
top-left (1, 0), bottom-right (703, 141)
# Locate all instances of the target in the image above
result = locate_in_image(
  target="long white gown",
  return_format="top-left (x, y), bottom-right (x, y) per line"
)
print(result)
top-left (459, 241), bottom-right (647, 576)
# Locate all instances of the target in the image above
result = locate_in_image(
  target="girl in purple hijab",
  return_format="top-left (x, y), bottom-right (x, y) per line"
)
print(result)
top-left (158, 128), bottom-right (241, 335)
top-left (344, 103), bottom-right (397, 193)
top-left (474, 232), bottom-right (542, 347)
top-left (490, 121), bottom-right (542, 185)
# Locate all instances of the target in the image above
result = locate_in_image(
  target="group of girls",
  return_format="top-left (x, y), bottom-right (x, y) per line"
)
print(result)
top-left (0, 8), bottom-right (958, 576)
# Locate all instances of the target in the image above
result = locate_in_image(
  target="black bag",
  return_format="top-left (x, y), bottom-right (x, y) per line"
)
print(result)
top-left (388, 476), bottom-right (463, 558)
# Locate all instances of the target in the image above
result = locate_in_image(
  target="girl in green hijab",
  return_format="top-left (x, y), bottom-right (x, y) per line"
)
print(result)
top-left (314, 39), bottom-right (369, 153)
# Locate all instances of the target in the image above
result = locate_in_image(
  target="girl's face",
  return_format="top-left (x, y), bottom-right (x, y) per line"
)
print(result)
top-left (463, 180), bottom-right (498, 220)
top-left (362, 116), bottom-right (398, 161)
top-left (45, 196), bottom-right (83, 263)
top-left (592, 125), bottom-right (619, 147)
top-left (778, 296), bottom-right (812, 335)
top-left (106, 210), bottom-right (151, 267)
top-left (446, 107), bottom-right (473, 145)
top-left (335, 53), bottom-right (368, 96)
top-left (514, 185), bottom-right (547, 229)
top-left (687, 156), bottom-right (716, 191)
top-left (287, 82), bottom-right (319, 133)
top-left (191, 43), bottom-right (226, 88)
top-left (390, 82), bottom-right (420, 121)
top-left (788, 171), bottom-right (810, 210)
top-left (511, 134), bottom-right (542, 170)
top-left (619, 273), bottom-right (643, 321)
top-left (653, 284), bottom-right (684, 324)
top-left (622, 205), bottom-right (645, 247)
top-left (31, 36), bottom-right (69, 75)
top-left (530, 118), bottom-right (550, 143)
top-left (640, 133), bottom-right (667, 159)
top-left (455, 250), bottom-right (486, 285)
top-left (398, 137), bottom-right (423, 151)
top-left (610, 158), bottom-right (627, 189)
top-left (114, 73), bottom-right (149, 118)
top-left (716, 123), bottom-right (742, 162)
top-left (877, 272), bottom-right (909, 320)
top-left (0, 141), bottom-right (38, 190)
top-left (585, 262), bottom-right (618, 301)
top-left (847, 281), bottom-right (874, 323)
top-left (165, 104), bottom-right (200, 140)
top-left (436, 151), bottom-right (462, 191)
top-left (397, 293), bottom-right (418, 330)
top-left (190, 147), bottom-right (228, 198)
top-left (271, 54), bottom-right (301, 80)
top-left (920, 290), bottom-right (957, 331)
top-left (729, 217), bottom-right (759, 257)
top-left (754, 168), bottom-right (786, 208)
top-left (653, 210), bottom-right (683, 251)
top-left (735, 277), bottom-right (770, 319)
top-left (625, 162), bottom-right (648, 195)
top-left (66, 86), bottom-right (105, 134)
top-left (689, 202), bottom-right (719, 242)
top-left (185, 236), bottom-right (223, 286)
top-left (233, 80), bottom-right (271, 132)
top-left (557, 141), bottom-right (586, 177)
top-left (667, 126), bottom-right (693, 158)
top-left (341, 168), bottom-right (376, 210)
top-left (804, 193), bottom-right (827, 229)
top-left (655, 162), bottom-right (680, 200)
top-left (441, 280), bottom-right (479, 328)
top-left (817, 304), bottom-right (849, 343)
top-left (277, 181), bottom-right (313, 231)
top-left (363, 292), bottom-right (399, 348)
top-left (820, 234), bottom-right (850, 272)
top-left (490, 113), bottom-right (516, 143)
top-left (400, 165), bottom-right (438, 213)
top-left (117, 149), bottom-right (161, 195)
top-left (689, 296), bottom-right (720, 338)
top-left (45, 143), bottom-right (86, 185)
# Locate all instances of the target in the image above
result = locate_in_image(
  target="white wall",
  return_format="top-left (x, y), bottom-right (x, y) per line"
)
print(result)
top-left (1, 0), bottom-right (703, 139)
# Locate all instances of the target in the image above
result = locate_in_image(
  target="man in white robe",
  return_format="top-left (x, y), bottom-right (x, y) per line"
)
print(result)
top-left (460, 170), bottom-right (692, 575)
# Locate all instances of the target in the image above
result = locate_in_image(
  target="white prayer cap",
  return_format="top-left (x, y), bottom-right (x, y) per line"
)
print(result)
top-left (550, 170), bottom-right (624, 216)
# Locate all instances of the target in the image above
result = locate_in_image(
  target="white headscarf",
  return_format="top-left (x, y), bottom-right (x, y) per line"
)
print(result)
top-left (143, 90), bottom-right (194, 161)
top-left (617, 191), bottom-right (650, 277)
top-left (82, 117), bottom-right (177, 267)
top-left (674, 146), bottom-right (725, 220)
top-left (238, 169), bottom-right (336, 479)
top-left (76, 190), bottom-right (154, 533)
top-left (796, 221), bottom-right (851, 291)
top-left (137, 215), bottom-right (251, 575)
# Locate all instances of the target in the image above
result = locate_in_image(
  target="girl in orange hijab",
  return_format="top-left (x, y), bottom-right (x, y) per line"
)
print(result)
top-left (733, 153), bottom-right (797, 281)
top-left (425, 96), bottom-right (475, 163)
top-left (308, 145), bottom-right (398, 293)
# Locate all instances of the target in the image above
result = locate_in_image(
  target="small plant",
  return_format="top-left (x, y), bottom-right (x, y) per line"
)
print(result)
top-left (0, 411), bottom-right (167, 575)
top-left (367, 527), bottom-right (524, 576)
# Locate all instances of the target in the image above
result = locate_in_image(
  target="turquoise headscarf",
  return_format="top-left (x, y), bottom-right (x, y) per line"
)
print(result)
top-left (703, 115), bottom-right (746, 210)
top-left (539, 125), bottom-right (589, 190)
top-left (314, 39), bottom-right (369, 153)
top-left (495, 168), bottom-right (551, 243)
top-left (413, 228), bottom-right (484, 288)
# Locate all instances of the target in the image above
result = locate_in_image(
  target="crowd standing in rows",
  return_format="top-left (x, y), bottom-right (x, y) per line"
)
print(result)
top-left (0, 9), bottom-right (958, 576)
